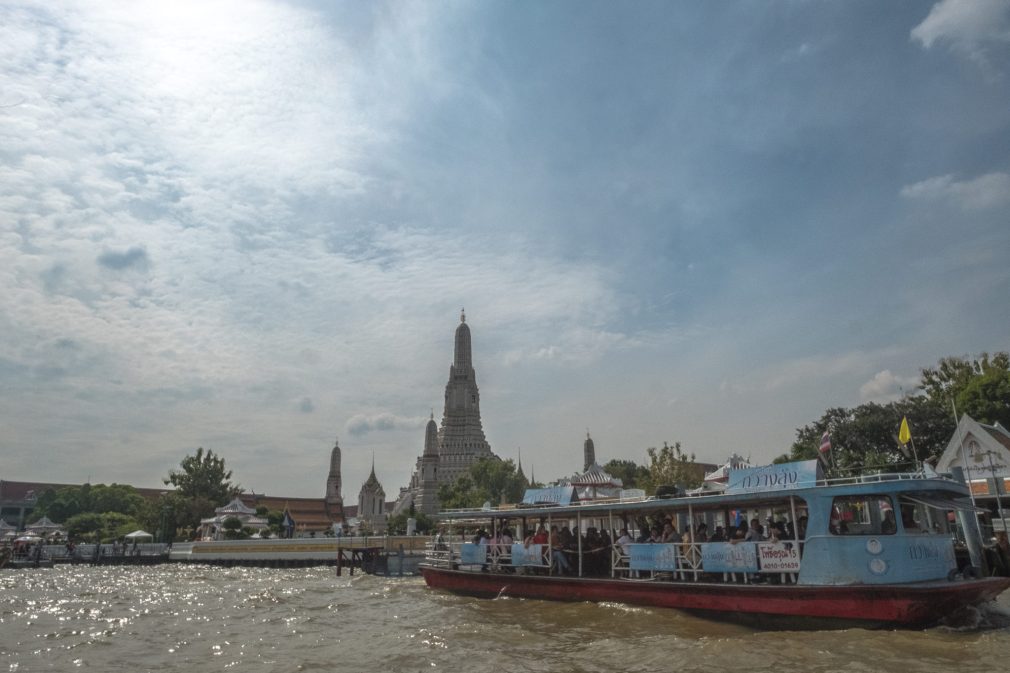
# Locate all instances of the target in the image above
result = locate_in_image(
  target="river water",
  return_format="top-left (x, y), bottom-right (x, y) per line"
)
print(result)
top-left (2, 565), bottom-right (1009, 673)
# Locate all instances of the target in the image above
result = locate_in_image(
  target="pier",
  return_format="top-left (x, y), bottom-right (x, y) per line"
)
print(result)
top-left (168, 535), bottom-right (428, 574)
top-left (3, 537), bottom-right (428, 574)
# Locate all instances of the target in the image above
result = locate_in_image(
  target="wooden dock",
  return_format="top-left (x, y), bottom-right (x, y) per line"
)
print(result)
top-left (168, 536), bottom-right (428, 574)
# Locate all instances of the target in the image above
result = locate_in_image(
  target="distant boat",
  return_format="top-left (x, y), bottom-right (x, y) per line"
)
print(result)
top-left (421, 460), bottom-right (1010, 629)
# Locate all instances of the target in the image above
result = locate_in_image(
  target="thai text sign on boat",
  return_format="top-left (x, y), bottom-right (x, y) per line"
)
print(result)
top-left (727, 459), bottom-right (822, 494)
top-left (628, 543), bottom-right (679, 571)
top-left (701, 543), bottom-right (759, 573)
top-left (757, 542), bottom-right (801, 573)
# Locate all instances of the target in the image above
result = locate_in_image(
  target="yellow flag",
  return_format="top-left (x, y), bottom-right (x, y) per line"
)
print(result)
top-left (898, 416), bottom-right (911, 445)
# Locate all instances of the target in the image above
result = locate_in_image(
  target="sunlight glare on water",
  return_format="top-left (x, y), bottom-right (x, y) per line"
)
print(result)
top-left (1, 565), bottom-right (1009, 672)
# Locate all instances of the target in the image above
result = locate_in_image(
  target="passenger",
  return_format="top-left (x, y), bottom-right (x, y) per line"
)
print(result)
top-left (661, 522), bottom-right (678, 543)
top-left (730, 528), bottom-right (746, 544)
top-left (615, 528), bottom-right (634, 553)
top-left (797, 516), bottom-right (808, 540)
top-left (708, 526), bottom-right (726, 543)
top-left (994, 531), bottom-right (1010, 577)
top-left (695, 522), bottom-right (708, 542)
top-left (549, 526), bottom-right (571, 574)
top-left (900, 505), bottom-right (920, 533)
top-left (600, 529), bottom-right (613, 573)
top-left (681, 531), bottom-right (701, 568)
top-left (585, 527), bottom-right (608, 575)
top-left (649, 526), bottom-right (663, 543)
top-left (744, 518), bottom-right (762, 542)
top-left (881, 510), bottom-right (897, 534)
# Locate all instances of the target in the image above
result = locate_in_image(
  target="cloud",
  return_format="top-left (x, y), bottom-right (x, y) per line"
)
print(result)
top-left (345, 412), bottom-right (428, 437)
top-left (97, 246), bottom-right (149, 271)
top-left (859, 370), bottom-right (921, 402)
top-left (900, 172), bottom-right (1010, 210)
top-left (911, 0), bottom-right (1010, 65)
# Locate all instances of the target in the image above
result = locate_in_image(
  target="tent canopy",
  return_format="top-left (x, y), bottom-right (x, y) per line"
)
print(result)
top-left (124, 530), bottom-right (154, 539)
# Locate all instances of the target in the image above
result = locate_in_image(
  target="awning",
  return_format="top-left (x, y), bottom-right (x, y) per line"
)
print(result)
top-left (900, 494), bottom-right (987, 513)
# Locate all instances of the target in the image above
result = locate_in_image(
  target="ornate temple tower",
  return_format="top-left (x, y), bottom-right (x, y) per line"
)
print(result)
top-left (437, 309), bottom-right (494, 484)
top-left (584, 431), bottom-right (596, 472)
top-left (414, 412), bottom-right (441, 514)
top-left (357, 459), bottom-right (386, 534)
top-left (325, 437), bottom-right (345, 521)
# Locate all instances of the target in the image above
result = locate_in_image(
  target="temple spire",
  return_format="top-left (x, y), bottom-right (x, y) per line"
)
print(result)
top-left (453, 309), bottom-right (472, 371)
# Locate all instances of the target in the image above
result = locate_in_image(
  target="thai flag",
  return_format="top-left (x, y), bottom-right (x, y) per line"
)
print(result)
top-left (819, 431), bottom-right (831, 464)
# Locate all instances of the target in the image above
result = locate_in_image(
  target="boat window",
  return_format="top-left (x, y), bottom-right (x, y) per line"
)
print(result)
top-left (829, 495), bottom-right (895, 535)
top-left (898, 498), bottom-right (933, 535)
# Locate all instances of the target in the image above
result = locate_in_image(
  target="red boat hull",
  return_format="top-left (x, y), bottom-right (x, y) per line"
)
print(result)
top-left (420, 565), bottom-right (1010, 628)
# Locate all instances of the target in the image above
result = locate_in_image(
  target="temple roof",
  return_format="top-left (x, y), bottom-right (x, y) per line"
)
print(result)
top-left (568, 463), bottom-right (622, 488)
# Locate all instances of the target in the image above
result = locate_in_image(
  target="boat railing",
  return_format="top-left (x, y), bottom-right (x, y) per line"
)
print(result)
top-left (426, 539), bottom-right (800, 585)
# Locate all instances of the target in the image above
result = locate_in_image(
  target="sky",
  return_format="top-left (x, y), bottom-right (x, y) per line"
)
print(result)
top-left (1, 0), bottom-right (1009, 500)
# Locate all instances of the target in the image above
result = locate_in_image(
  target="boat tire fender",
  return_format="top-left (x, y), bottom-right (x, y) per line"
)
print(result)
top-left (947, 568), bottom-right (959, 582)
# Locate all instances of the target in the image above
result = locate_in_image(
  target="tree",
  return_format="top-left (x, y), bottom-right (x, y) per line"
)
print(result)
top-left (222, 516), bottom-right (246, 540)
top-left (644, 442), bottom-right (702, 494)
top-left (164, 447), bottom-right (241, 504)
top-left (957, 368), bottom-right (1010, 427)
top-left (603, 459), bottom-right (650, 490)
top-left (437, 458), bottom-right (528, 510)
top-left (386, 511), bottom-right (436, 535)
top-left (920, 352), bottom-right (1010, 403)
top-left (64, 512), bottom-right (138, 542)
top-left (438, 476), bottom-right (479, 510)
top-left (32, 483), bottom-right (146, 524)
top-left (789, 398), bottom-right (954, 471)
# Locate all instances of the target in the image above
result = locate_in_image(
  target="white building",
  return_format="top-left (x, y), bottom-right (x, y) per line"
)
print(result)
top-left (936, 414), bottom-right (1010, 505)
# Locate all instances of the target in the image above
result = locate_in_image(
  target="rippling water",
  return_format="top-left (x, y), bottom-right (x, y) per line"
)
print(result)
top-left (2, 565), bottom-right (1009, 672)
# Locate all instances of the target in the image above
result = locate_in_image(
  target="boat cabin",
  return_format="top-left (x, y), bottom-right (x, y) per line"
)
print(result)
top-left (427, 460), bottom-right (979, 586)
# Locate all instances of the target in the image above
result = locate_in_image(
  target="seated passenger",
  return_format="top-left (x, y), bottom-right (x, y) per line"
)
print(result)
top-left (615, 528), bottom-right (634, 552)
top-left (695, 522), bottom-right (709, 542)
top-left (708, 526), bottom-right (726, 543)
top-left (900, 505), bottom-right (920, 533)
top-left (881, 510), bottom-right (897, 534)
top-left (661, 522), bottom-right (678, 543)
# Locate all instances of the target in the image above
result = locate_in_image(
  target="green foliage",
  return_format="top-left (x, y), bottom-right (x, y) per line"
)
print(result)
top-left (140, 492), bottom-right (216, 543)
top-left (386, 511), bottom-right (436, 535)
top-left (64, 511), bottom-right (138, 542)
top-left (438, 476), bottom-right (479, 510)
top-left (265, 509), bottom-right (284, 535)
top-left (957, 368), bottom-right (1010, 427)
top-left (603, 459), bottom-right (650, 490)
top-left (644, 441), bottom-right (702, 493)
top-left (787, 352), bottom-right (1010, 472)
top-left (920, 352), bottom-right (1009, 402)
top-left (31, 483), bottom-right (146, 524)
top-left (157, 448), bottom-right (241, 541)
top-left (222, 516), bottom-right (247, 540)
top-left (164, 447), bottom-right (241, 505)
top-left (437, 458), bottom-right (528, 509)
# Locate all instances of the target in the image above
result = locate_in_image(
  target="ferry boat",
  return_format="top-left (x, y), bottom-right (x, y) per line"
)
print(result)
top-left (419, 460), bottom-right (1010, 628)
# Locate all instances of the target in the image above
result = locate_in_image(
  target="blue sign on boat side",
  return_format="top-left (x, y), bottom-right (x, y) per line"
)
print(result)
top-left (726, 459), bottom-right (822, 494)
top-left (701, 542), bottom-right (759, 573)
top-left (511, 543), bottom-right (547, 566)
top-left (460, 543), bottom-right (485, 565)
top-left (627, 543), bottom-right (679, 571)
